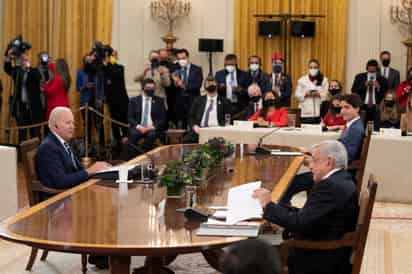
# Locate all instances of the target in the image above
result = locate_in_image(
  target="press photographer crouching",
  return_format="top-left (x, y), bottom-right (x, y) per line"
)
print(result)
top-left (4, 35), bottom-right (44, 142)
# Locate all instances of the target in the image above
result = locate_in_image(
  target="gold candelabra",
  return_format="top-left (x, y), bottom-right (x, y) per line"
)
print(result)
top-left (150, 0), bottom-right (191, 49)
top-left (391, 0), bottom-right (412, 71)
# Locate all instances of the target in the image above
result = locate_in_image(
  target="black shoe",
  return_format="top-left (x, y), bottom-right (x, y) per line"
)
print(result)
top-left (88, 255), bottom-right (109, 269)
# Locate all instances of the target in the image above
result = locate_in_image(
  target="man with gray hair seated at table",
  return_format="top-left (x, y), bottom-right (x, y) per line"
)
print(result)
top-left (253, 140), bottom-right (359, 274)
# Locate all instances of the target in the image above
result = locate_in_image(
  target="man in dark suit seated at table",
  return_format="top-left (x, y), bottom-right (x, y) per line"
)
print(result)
top-left (279, 93), bottom-right (365, 205)
top-left (35, 107), bottom-right (110, 191)
top-left (183, 76), bottom-right (232, 143)
top-left (128, 78), bottom-right (167, 154)
top-left (254, 140), bottom-right (359, 274)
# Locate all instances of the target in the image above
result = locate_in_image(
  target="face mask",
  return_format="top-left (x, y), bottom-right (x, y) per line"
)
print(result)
top-left (151, 58), bottom-right (160, 69)
top-left (263, 99), bottom-right (276, 108)
top-left (329, 88), bottom-right (341, 96)
top-left (309, 68), bottom-right (319, 77)
top-left (251, 96), bottom-right (261, 102)
top-left (273, 65), bottom-right (282, 74)
top-left (384, 100), bottom-right (395, 108)
top-left (40, 55), bottom-right (49, 64)
top-left (382, 59), bottom-right (390, 67)
top-left (109, 56), bottom-right (117, 64)
top-left (205, 85), bottom-right (217, 93)
top-left (367, 72), bottom-right (377, 81)
top-left (225, 65), bottom-right (236, 73)
top-left (249, 64), bottom-right (259, 72)
top-left (144, 88), bottom-right (155, 97)
top-left (331, 106), bottom-right (342, 114)
top-left (178, 59), bottom-right (188, 68)
top-left (160, 60), bottom-right (169, 67)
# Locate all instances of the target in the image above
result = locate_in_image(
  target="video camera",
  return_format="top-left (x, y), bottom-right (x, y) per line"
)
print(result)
top-left (91, 41), bottom-right (113, 63)
top-left (5, 35), bottom-right (32, 58)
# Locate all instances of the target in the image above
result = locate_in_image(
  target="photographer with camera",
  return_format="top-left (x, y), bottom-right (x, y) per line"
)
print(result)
top-left (134, 50), bottom-right (171, 104)
top-left (4, 36), bottom-right (44, 142)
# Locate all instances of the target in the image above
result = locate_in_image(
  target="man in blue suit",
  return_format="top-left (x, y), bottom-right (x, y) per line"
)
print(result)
top-left (172, 48), bottom-right (203, 129)
top-left (279, 93), bottom-right (365, 205)
top-left (215, 54), bottom-right (250, 117)
top-left (35, 107), bottom-right (110, 190)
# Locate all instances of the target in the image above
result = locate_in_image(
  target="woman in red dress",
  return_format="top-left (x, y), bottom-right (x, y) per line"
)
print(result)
top-left (321, 94), bottom-right (346, 131)
top-left (43, 59), bottom-right (71, 120)
top-left (397, 67), bottom-right (412, 108)
top-left (248, 90), bottom-right (288, 127)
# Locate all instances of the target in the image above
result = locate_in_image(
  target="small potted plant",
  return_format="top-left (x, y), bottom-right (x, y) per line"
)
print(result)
top-left (159, 160), bottom-right (192, 197)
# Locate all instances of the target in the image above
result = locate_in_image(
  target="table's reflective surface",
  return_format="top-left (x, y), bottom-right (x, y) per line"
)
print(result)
top-left (0, 145), bottom-right (303, 255)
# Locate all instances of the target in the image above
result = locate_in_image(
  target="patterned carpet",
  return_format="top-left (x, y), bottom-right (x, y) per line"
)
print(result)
top-left (2, 201), bottom-right (412, 274)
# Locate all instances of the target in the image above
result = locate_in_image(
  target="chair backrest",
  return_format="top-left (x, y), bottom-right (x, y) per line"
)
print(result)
top-left (360, 110), bottom-right (367, 128)
top-left (20, 138), bottom-right (40, 206)
top-left (287, 108), bottom-right (301, 128)
top-left (355, 126), bottom-right (372, 194)
top-left (351, 175), bottom-right (377, 274)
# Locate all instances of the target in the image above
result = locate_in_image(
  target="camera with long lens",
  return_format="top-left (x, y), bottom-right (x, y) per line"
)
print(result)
top-left (5, 35), bottom-right (32, 58)
top-left (91, 41), bottom-right (113, 63)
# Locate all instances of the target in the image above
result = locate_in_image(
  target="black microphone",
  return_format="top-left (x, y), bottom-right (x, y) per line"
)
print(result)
top-left (255, 127), bottom-right (281, 155)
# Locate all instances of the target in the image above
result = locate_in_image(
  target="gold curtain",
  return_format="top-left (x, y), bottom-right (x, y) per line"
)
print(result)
top-left (0, 0), bottom-right (113, 142)
top-left (234, 0), bottom-right (349, 106)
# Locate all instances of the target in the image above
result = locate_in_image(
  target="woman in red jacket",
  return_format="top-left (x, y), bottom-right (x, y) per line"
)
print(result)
top-left (43, 59), bottom-right (71, 120)
top-left (321, 94), bottom-right (346, 131)
top-left (248, 90), bottom-right (288, 127)
top-left (397, 67), bottom-right (412, 108)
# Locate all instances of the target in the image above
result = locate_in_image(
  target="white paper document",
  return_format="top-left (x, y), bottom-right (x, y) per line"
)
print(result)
top-left (270, 151), bottom-right (303, 156)
top-left (94, 165), bottom-right (136, 174)
top-left (226, 181), bottom-right (263, 225)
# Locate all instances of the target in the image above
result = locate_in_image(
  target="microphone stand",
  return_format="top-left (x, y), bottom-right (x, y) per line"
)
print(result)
top-left (254, 127), bottom-right (281, 155)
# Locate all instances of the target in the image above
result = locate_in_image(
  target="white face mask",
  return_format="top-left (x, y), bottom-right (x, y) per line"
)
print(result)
top-left (309, 68), bottom-right (319, 77)
top-left (249, 64), bottom-right (259, 72)
top-left (225, 65), bottom-right (236, 73)
top-left (178, 59), bottom-right (188, 68)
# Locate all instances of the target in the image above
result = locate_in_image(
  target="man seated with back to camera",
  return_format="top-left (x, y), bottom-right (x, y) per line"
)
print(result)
top-left (254, 140), bottom-right (359, 274)
top-left (279, 94), bottom-right (365, 205)
top-left (127, 78), bottom-right (167, 155)
top-left (183, 76), bottom-right (232, 143)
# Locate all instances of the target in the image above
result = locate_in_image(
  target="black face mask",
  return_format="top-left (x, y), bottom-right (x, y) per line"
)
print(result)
top-left (159, 60), bottom-right (169, 67)
top-left (382, 59), bottom-right (391, 67)
top-left (331, 106), bottom-right (342, 114)
top-left (263, 99), bottom-right (276, 108)
top-left (144, 89), bottom-right (155, 97)
top-left (329, 88), bottom-right (341, 96)
top-left (251, 96), bottom-right (261, 103)
top-left (205, 85), bottom-right (217, 93)
top-left (151, 59), bottom-right (160, 69)
top-left (384, 100), bottom-right (395, 108)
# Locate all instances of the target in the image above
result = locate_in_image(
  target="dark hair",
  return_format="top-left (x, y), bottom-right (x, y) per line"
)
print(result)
top-left (407, 67), bottom-right (412, 76)
top-left (176, 48), bottom-right (190, 57)
top-left (225, 54), bottom-right (238, 61)
top-left (55, 59), bottom-right (71, 91)
top-left (248, 55), bottom-right (262, 65)
top-left (259, 90), bottom-right (279, 118)
top-left (380, 51), bottom-right (391, 57)
top-left (221, 239), bottom-right (281, 274)
top-left (142, 78), bottom-right (156, 88)
top-left (342, 93), bottom-right (363, 109)
top-left (366, 59), bottom-right (379, 70)
top-left (308, 59), bottom-right (320, 66)
top-left (329, 79), bottom-right (342, 90)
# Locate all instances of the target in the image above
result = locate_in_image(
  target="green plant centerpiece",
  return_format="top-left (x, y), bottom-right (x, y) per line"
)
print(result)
top-left (159, 138), bottom-right (234, 197)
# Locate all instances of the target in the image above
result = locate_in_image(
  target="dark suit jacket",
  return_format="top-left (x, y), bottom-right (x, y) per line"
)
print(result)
top-left (268, 73), bottom-right (293, 107)
top-left (264, 169), bottom-right (359, 274)
top-left (215, 69), bottom-right (250, 108)
top-left (35, 134), bottom-right (88, 190)
top-left (128, 95), bottom-right (167, 130)
top-left (382, 67), bottom-right (400, 90)
top-left (338, 118), bottom-right (365, 162)
top-left (351, 72), bottom-right (388, 105)
top-left (105, 63), bottom-right (129, 109)
top-left (4, 61), bottom-right (44, 122)
top-left (245, 70), bottom-right (271, 93)
top-left (189, 95), bottom-right (232, 128)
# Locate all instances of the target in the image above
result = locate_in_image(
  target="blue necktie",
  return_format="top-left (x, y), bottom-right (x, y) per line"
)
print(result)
top-left (64, 142), bottom-right (79, 170)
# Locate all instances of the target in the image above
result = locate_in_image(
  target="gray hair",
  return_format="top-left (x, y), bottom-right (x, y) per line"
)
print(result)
top-left (312, 140), bottom-right (348, 169)
top-left (48, 106), bottom-right (72, 129)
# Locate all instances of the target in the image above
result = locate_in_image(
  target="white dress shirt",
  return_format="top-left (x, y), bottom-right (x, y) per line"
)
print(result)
top-left (140, 96), bottom-right (153, 127)
top-left (321, 168), bottom-right (342, 181)
top-left (346, 116), bottom-right (361, 130)
top-left (381, 67), bottom-right (390, 79)
top-left (226, 71), bottom-right (238, 101)
top-left (52, 131), bottom-right (69, 152)
top-left (364, 82), bottom-right (377, 106)
top-left (201, 95), bottom-right (219, 127)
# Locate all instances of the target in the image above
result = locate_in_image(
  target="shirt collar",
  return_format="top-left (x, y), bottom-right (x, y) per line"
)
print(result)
top-left (207, 94), bottom-right (218, 101)
top-left (321, 168), bottom-right (342, 180)
top-left (52, 131), bottom-right (67, 148)
top-left (346, 116), bottom-right (360, 129)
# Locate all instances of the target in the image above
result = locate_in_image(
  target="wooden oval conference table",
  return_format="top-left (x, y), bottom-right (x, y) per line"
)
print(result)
top-left (0, 144), bottom-right (304, 274)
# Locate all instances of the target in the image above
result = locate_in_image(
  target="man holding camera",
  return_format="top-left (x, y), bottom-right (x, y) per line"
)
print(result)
top-left (4, 38), bottom-right (44, 142)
